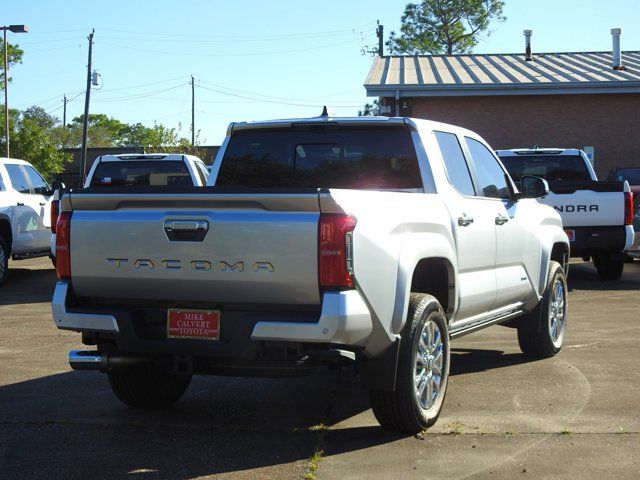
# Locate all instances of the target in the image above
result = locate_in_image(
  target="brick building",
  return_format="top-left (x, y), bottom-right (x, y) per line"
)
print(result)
top-left (364, 38), bottom-right (640, 177)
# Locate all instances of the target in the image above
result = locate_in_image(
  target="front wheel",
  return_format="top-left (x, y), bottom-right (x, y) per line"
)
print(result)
top-left (0, 236), bottom-right (9, 287)
top-left (517, 261), bottom-right (567, 358)
top-left (108, 365), bottom-right (191, 409)
top-left (369, 294), bottom-right (450, 434)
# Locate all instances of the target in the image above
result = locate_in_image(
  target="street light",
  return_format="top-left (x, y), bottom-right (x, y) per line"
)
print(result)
top-left (2, 24), bottom-right (29, 158)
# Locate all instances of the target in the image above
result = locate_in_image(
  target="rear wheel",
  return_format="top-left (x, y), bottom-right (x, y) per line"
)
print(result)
top-left (108, 365), bottom-right (191, 408)
top-left (594, 253), bottom-right (624, 281)
top-left (0, 236), bottom-right (9, 287)
top-left (517, 261), bottom-right (567, 358)
top-left (369, 294), bottom-right (450, 434)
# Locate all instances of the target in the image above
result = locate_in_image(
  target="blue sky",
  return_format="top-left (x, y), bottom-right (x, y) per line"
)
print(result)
top-left (5, 0), bottom-right (640, 145)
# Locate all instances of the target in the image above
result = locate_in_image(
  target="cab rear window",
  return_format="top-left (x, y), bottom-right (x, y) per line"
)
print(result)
top-left (216, 126), bottom-right (422, 190)
top-left (90, 161), bottom-right (192, 187)
top-left (499, 155), bottom-right (591, 182)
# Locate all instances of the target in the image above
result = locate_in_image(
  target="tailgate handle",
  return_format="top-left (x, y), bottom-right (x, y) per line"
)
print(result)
top-left (164, 220), bottom-right (209, 242)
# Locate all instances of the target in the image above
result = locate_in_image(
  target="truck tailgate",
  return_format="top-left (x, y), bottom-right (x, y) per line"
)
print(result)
top-left (68, 191), bottom-right (321, 305)
top-left (544, 180), bottom-right (626, 227)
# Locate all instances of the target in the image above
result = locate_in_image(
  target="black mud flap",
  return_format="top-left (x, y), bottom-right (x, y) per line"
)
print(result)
top-left (355, 339), bottom-right (400, 392)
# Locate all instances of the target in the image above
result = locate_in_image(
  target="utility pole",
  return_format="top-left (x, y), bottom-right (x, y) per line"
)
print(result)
top-left (377, 21), bottom-right (384, 57)
top-left (2, 24), bottom-right (29, 158)
top-left (3, 29), bottom-right (8, 157)
top-left (191, 75), bottom-right (195, 147)
top-left (80, 29), bottom-right (94, 182)
top-left (62, 94), bottom-right (67, 127)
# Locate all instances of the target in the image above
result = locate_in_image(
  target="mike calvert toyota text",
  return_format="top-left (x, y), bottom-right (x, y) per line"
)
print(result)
top-left (51, 115), bottom-right (570, 434)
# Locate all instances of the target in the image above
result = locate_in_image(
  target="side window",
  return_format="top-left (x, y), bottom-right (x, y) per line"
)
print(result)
top-left (5, 164), bottom-right (30, 194)
top-left (23, 165), bottom-right (51, 195)
top-left (434, 131), bottom-right (475, 196)
top-left (465, 137), bottom-right (510, 199)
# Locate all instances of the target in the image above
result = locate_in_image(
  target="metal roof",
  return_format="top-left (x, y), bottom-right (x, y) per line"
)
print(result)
top-left (365, 51), bottom-right (640, 97)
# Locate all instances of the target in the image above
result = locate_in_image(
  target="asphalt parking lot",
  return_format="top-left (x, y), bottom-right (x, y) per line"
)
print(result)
top-left (1, 257), bottom-right (639, 479)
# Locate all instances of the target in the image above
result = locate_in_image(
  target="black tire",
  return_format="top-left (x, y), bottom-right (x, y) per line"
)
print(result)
top-left (369, 294), bottom-right (450, 434)
top-left (517, 261), bottom-right (567, 358)
top-left (594, 254), bottom-right (624, 281)
top-left (108, 366), bottom-right (191, 409)
top-left (0, 236), bottom-right (9, 287)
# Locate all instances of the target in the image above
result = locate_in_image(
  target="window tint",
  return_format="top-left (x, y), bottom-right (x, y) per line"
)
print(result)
top-left (24, 165), bottom-right (50, 195)
top-left (89, 161), bottom-right (192, 187)
top-left (435, 131), bottom-right (475, 196)
top-left (466, 138), bottom-right (510, 199)
top-left (500, 155), bottom-right (591, 182)
top-left (5, 164), bottom-right (30, 193)
top-left (216, 127), bottom-right (422, 190)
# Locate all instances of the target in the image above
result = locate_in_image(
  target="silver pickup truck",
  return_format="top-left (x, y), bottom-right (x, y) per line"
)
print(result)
top-left (52, 116), bottom-right (569, 433)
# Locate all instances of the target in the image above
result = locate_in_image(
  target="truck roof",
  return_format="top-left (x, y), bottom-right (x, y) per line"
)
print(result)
top-left (227, 115), bottom-right (483, 139)
top-left (0, 157), bottom-right (34, 166)
top-left (496, 148), bottom-right (584, 156)
top-left (94, 153), bottom-right (202, 162)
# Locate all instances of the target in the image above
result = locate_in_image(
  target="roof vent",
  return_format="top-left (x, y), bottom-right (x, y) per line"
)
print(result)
top-left (611, 28), bottom-right (625, 70)
top-left (524, 30), bottom-right (533, 61)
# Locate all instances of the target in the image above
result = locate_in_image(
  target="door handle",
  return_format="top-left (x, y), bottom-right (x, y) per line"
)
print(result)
top-left (39, 202), bottom-right (46, 206)
top-left (458, 214), bottom-right (474, 227)
top-left (17, 202), bottom-right (24, 206)
top-left (495, 214), bottom-right (509, 225)
top-left (164, 219), bottom-right (209, 242)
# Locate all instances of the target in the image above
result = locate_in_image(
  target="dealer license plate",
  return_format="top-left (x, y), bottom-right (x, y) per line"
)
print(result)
top-left (564, 229), bottom-right (575, 242)
top-left (167, 308), bottom-right (220, 340)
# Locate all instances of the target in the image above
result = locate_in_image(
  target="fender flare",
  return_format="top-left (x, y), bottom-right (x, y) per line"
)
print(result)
top-left (391, 233), bottom-right (458, 335)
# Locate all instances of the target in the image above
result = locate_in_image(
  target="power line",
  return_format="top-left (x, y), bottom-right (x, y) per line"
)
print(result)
top-left (97, 21), bottom-right (377, 40)
top-left (92, 83), bottom-right (186, 102)
top-left (98, 75), bottom-right (191, 92)
top-left (197, 79), bottom-right (365, 105)
top-left (99, 35), bottom-right (373, 58)
top-left (196, 84), bottom-right (362, 108)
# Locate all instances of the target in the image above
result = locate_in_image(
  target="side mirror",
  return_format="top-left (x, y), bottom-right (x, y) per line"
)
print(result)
top-left (519, 175), bottom-right (549, 199)
top-left (52, 180), bottom-right (66, 191)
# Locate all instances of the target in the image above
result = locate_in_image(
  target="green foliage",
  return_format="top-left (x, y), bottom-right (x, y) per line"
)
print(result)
top-left (358, 99), bottom-right (380, 116)
top-left (387, 0), bottom-right (506, 55)
top-left (12, 113), bottom-right (71, 179)
top-left (0, 40), bottom-right (24, 87)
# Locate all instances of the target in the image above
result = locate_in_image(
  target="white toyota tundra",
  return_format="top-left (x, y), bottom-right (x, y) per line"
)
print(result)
top-left (52, 116), bottom-right (569, 433)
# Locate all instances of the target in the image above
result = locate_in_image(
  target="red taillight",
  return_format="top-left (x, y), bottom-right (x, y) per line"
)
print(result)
top-left (50, 199), bottom-right (59, 234)
top-left (319, 213), bottom-right (357, 290)
top-left (624, 192), bottom-right (634, 226)
top-left (55, 212), bottom-right (72, 280)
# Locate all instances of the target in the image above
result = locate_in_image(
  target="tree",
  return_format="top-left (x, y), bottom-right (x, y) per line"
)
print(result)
top-left (0, 40), bottom-right (24, 87)
top-left (12, 113), bottom-right (71, 178)
top-left (358, 99), bottom-right (380, 116)
top-left (68, 114), bottom-right (128, 148)
top-left (387, 0), bottom-right (506, 55)
top-left (22, 106), bottom-right (58, 130)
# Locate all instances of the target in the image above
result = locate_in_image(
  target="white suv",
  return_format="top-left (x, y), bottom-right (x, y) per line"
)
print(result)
top-left (0, 157), bottom-right (55, 285)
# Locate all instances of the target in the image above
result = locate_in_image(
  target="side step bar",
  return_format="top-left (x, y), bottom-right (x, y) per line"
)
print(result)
top-left (450, 310), bottom-right (523, 339)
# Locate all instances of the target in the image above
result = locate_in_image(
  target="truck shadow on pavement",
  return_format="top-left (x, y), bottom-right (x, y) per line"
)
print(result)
top-left (0, 263), bottom-right (57, 305)
top-left (567, 260), bottom-right (640, 291)
top-left (0, 345), bottom-right (536, 479)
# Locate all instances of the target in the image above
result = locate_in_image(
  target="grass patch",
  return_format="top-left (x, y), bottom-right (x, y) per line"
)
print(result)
top-left (446, 419), bottom-right (465, 436)
top-left (304, 449), bottom-right (324, 480)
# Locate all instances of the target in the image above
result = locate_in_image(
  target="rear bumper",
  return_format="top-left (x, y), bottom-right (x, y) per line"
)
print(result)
top-left (565, 225), bottom-right (633, 257)
top-left (51, 283), bottom-right (373, 356)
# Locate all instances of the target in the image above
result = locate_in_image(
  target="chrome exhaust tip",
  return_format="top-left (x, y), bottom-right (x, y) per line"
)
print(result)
top-left (69, 350), bottom-right (104, 370)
